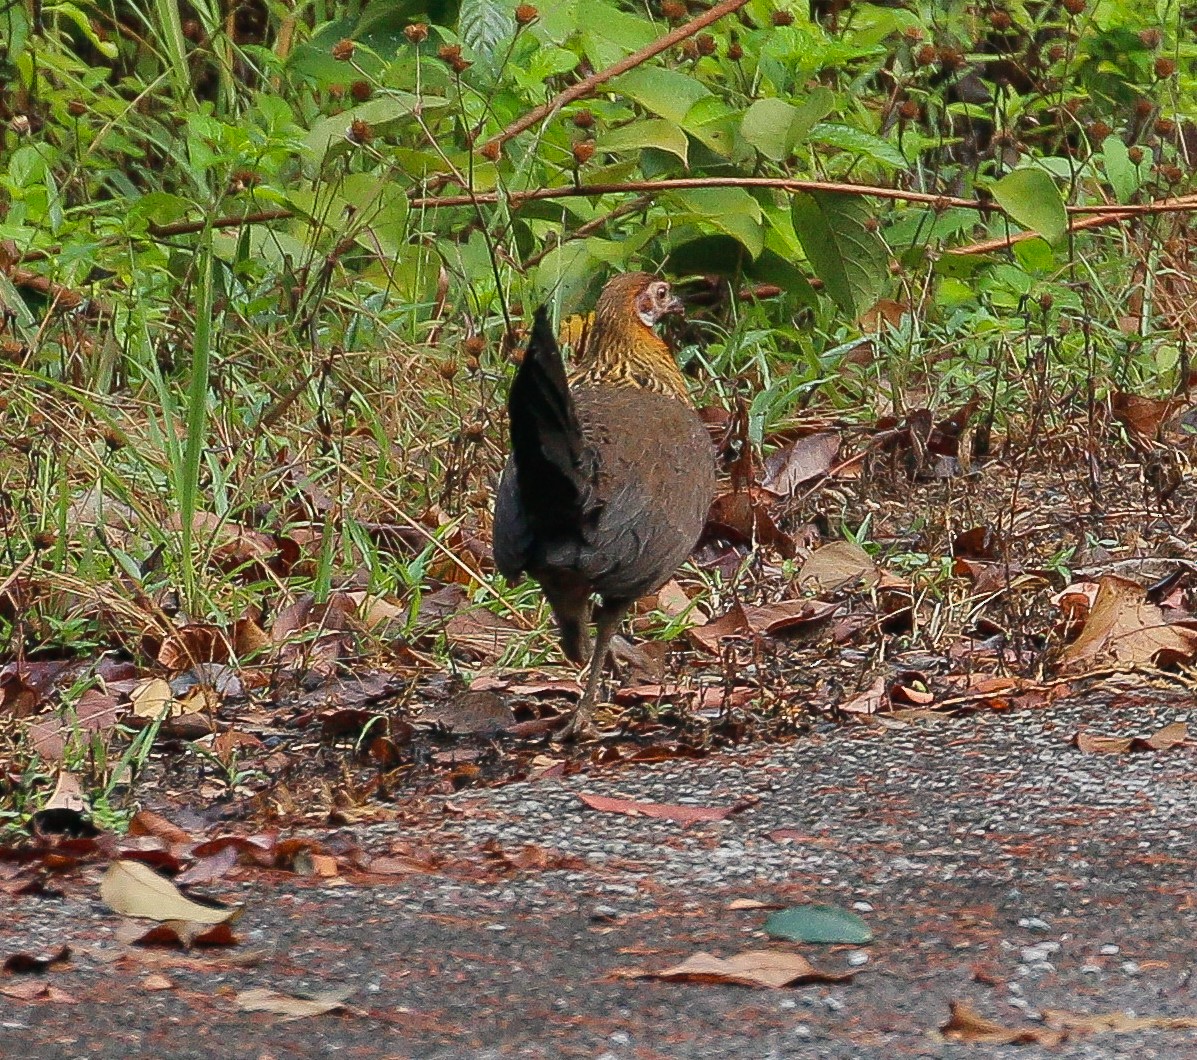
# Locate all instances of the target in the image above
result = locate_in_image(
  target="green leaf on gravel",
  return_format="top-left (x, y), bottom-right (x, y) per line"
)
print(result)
top-left (764, 904), bottom-right (874, 944)
top-left (990, 168), bottom-right (1067, 245)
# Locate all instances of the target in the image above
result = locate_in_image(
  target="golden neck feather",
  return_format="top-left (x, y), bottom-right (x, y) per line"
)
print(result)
top-left (568, 308), bottom-right (690, 401)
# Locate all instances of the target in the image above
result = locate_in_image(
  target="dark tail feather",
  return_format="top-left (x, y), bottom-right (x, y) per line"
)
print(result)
top-left (508, 307), bottom-right (585, 534)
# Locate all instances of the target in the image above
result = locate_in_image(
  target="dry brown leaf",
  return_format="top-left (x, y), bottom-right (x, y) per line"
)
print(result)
top-left (941, 1000), bottom-right (1067, 1046)
top-left (235, 986), bottom-right (356, 1020)
top-left (760, 432), bottom-right (840, 495)
top-left (44, 771), bottom-right (86, 813)
top-left (1043, 1008), bottom-right (1197, 1034)
top-left (625, 949), bottom-right (851, 989)
top-left (0, 980), bottom-right (78, 1003)
top-left (128, 810), bottom-right (191, 846)
top-left (687, 605), bottom-right (749, 654)
top-left (115, 918), bottom-right (238, 948)
top-left (741, 599), bottom-right (842, 638)
top-left (577, 793), bottom-right (743, 826)
top-left (1057, 575), bottom-right (1197, 672)
top-left (1074, 720), bottom-right (1187, 755)
top-left (100, 859), bottom-right (241, 926)
top-left (798, 541), bottom-right (879, 594)
top-left (443, 609), bottom-right (521, 663)
top-left (129, 677), bottom-right (177, 719)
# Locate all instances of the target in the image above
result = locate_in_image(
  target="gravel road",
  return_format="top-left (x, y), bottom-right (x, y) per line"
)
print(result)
top-left (4, 683), bottom-right (1196, 1058)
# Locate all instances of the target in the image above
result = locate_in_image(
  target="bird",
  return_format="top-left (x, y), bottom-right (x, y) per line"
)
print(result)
top-left (493, 272), bottom-right (716, 738)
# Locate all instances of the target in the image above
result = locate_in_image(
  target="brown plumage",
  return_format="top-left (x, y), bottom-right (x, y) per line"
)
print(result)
top-left (493, 273), bottom-right (716, 737)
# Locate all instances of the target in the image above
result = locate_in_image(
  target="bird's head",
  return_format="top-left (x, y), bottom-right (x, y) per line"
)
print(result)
top-left (572, 272), bottom-right (690, 399)
top-left (596, 272), bottom-right (684, 330)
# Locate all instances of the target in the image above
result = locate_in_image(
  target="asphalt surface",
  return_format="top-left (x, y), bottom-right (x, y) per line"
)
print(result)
top-left (4, 682), bottom-right (1196, 1058)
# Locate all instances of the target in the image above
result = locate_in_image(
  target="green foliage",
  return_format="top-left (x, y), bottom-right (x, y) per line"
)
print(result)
top-left (0, 0), bottom-right (1193, 662)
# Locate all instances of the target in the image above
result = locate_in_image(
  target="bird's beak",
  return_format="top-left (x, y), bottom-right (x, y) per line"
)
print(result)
top-left (663, 293), bottom-right (685, 317)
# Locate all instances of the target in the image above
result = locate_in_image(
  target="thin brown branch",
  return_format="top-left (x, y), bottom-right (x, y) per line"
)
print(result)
top-left (950, 212), bottom-right (1133, 256)
top-left (410, 176), bottom-right (981, 210)
top-left (951, 193), bottom-right (1197, 256)
top-left (148, 209), bottom-right (294, 239)
top-left (479, 0), bottom-right (752, 157)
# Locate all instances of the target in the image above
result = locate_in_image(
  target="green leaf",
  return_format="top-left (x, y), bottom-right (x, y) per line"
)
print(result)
top-left (303, 94), bottom-right (448, 164)
top-left (741, 88), bottom-right (835, 162)
top-left (0, 270), bottom-right (35, 329)
top-left (578, 1), bottom-right (657, 67)
top-left (791, 191), bottom-right (888, 318)
top-left (458, 0), bottom-right (515, 69)
top-left (595, 119), bottom-right (688, 165)
top-left (1102, 135), bottom-right (1139, 204)
top-left (764, 905), bottom-right (873, 945)
top-left (808, 123), bottom-right (907, 169)
top-left (613, 67), bottom-right (710, 126)
top-left (990, 167), bottom-right (1067, 245)
top-left (670, 188), bottom-right (763, 259)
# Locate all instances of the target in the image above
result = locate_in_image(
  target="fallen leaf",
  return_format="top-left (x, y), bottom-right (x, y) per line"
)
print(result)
top-left (129, 677), bottom-right (177, 719)
top-left (798, 541), bottom-right (879, 593)
top-left (443, 609), bottom-right (521, 663)
top-left (764, 905), bottom-right (873, 945)
top-left (115, 919), bottom-right (238, 949)
top-left (624, 949), bottom-right (851, 989)
top-left (687, 605), bottom-right (749, 654)
top-left (128, 810), bottom-right (191, 847)
top-left (0, 980), bottom-right (77, 1003)
top-left (1073, 720), bottom-right (1187, 755)
top-left (760, 432), bottom-right (840, 495)
top-left (741, 600), bottom-right (842, 638)
top-left (938, 1004), bottom-right (1072, 1048)
top-left (235, 985), bottom-right (356, 1020)
top-left (577, 792), bottom-right (745, 826)
top-left (99, 860), bottom-right (241, 925)
top-left (727, 898), bottom-right (783, 911)
top-left (1043, 1008), bottom-right (1197, 1034)
top-left (941, 1000), bottom-right (1067, 1046)
top-left (1057, 575), bottom-right (1197, 672)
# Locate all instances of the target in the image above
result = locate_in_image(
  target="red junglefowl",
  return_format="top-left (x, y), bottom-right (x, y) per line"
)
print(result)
top-left (493, 272), bottom-right (716, 738)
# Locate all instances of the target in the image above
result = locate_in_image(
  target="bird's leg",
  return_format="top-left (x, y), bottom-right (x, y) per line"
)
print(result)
top-left (562, 600), bottom-right (628, 741)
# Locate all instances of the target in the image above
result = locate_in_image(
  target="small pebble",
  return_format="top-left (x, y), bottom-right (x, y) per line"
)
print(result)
top-left (1018, 917), bottom-right (1051, 932)
top-left (608, 1031), bottom-right (631, 1046)
top-left (822, 995), bottom-right (844, 1012)
top-left (852, 902), bottom-right (873, 913)
top-left (847, 951), bottom-right (870, 967)
top-left (793, 1024), bottom-right (812, 1039)
top-left (1121, 961), bottom-right (1141, 976)
top-left (1100, 944), bottom-right (1120, 956)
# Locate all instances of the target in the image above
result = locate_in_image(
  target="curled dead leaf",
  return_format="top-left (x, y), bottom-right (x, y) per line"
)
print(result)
top-left (623, 949), bottom-right (851, 989)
